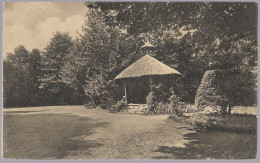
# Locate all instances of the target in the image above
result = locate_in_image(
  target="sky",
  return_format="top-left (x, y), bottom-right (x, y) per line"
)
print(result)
top-left (3, 2), bottom-right (87, 59)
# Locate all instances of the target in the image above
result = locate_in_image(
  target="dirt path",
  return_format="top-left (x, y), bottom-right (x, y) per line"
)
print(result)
top-left (3, 106), bottom-right (195, 159)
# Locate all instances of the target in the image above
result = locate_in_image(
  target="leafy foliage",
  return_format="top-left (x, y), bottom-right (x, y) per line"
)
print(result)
top-left (3, 46), bottom-right (43, 107)
top-left (39, 32), bottom-right (75, 105)
top-left (146, 85), bottom-right (184, 115)
top-left (168, 90), bottom-right (185, 116)
top-left (109, 98), bottom-right (127, 113)
top-left (86, 2), bottom-right (202, 35)
top-left (3, 2), bottom-right (257, 108)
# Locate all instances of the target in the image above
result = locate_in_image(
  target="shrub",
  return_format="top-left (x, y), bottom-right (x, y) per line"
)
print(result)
top-left (146, 85), bottom-right (185, 115)
top-left (181, 112), bottom-right (221, 129)
top-left (109, 98), bottom-right (127, 113)
top-left (168, 114), bottom-right (188, 124)
top-left (84, 101), bottom-right (96, 109)
top-left (182, 104), bottom-right (199, 113)
top-left (99, 103), bottom-right (109, 109)
top-left (146, 91), bottom-right (156, 113)
top-left (99, 96), bottom-right (116, 110)
top-left (156, 102), bottom-right (171, 114)
top-left (168, 89), bottom-right (185, 116)
top-left (84, 77), bottom-right (120, 107)
top-left (195, 69), bottom-right (256, 116)
top-left (195, 70), bottom-right (227, 107)
top-left (146, 87), bottom-right (171, 114)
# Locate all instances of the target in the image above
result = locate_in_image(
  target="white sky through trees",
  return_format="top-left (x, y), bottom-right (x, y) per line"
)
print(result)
top-left (3, 2), bottom-right (87, 59)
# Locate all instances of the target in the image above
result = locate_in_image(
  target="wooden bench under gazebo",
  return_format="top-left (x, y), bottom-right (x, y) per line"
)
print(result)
top-left (114, 42), bottom-right (182, 113)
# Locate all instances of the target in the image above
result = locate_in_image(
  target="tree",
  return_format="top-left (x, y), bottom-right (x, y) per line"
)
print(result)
top-left (4, 2), bottom-right (257, 108)
top-left (60, 8), bottom-right (141, 106)
top-left (86, 2), bottom-right (202, 36)
top-left (3, 46), bottom-right (43, 107)
top-left (40, 32), bottom-right (74, 105)
top-left (27, 49), bottom-right (43, 106)
top-left (89, 2), bottom-right (257, 106)
top-left (154, 31), bottom-right (207, 102)
top-left (4, 46), bottom-right (30, 107)
top-left (59, 39), bottom-right (89, 104)
top-left (194, 3), bottom-right (257, 112)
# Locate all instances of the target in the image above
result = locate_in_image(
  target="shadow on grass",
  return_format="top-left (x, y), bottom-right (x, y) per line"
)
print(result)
top-left (154, 114), bottom-right (257, 159)
top-left (153, 130), bottom-right (256, 159)
top-left (206, 114), bottom-right (257, 134)
top-left (3, 113), bottom-right (109, 159)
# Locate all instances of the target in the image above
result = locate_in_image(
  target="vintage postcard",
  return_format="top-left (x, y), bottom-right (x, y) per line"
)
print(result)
top-left (2, 1), bottom-right (257, 159)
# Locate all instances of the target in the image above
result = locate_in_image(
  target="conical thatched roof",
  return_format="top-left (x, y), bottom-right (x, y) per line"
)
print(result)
top-left (115, 55), bottom-right (181, 80)
top-left (140, 42), bottom-right (155, 49)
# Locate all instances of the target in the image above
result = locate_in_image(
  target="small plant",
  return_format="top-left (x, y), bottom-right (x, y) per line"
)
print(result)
top-left (146, 91), bottom-right (156, 114)
top-left (146, 85), bottom-right (185, 115)
top-left (99, 103), bottom-right (109, 109)
top-left (182, 104), bottom-right (198, 113)
top-left (156, 102), bottom-right (170, 114)
top-left (99, 97), bottom-right (115, 110)
top-left (84, 101), bottom-right (96, 109)
top-left (146, 84), bottom-right (170, 114)
top-left (168, 89), bottom-right (184, 116)
top-left (109, 98), bottom-right (127, 113)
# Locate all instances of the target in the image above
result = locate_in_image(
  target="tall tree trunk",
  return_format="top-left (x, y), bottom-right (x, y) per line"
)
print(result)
top-left (228, 105), bottom-right (232, 116)
top-left (220, 105), bottom-right (227, 117)
top-left (223, 107), bottom-right (227, 117)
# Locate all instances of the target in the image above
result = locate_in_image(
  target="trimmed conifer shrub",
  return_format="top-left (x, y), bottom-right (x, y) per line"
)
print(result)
top-left (195, 70), bottom-right (227, 108)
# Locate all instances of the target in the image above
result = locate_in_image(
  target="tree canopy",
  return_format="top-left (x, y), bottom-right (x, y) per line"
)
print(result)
top-left (3, 2), bottom-right (257, 108)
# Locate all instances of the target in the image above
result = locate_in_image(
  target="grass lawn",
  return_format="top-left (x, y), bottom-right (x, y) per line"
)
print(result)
top-left (166, 112), bottom-right (257, 159)
top-left (154, 127), bottom-right (257, 159)
top-left (3, 112), bottom-right (107, 159)
top-left (2, 105), bottom-right (257, 159)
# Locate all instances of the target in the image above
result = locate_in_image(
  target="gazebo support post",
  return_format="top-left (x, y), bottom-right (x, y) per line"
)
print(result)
top-left (150, 75), bottom-right (152, 92)
top-left (124, 79), bottom-right (127, 104)
top-left (123, 79), bottom-right (128, 113)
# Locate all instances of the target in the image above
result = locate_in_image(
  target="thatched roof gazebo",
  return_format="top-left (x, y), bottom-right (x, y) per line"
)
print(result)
top-left (114, 44), bottom-right (181, 104)
top-left (115, 55), bottom-right (181, 80)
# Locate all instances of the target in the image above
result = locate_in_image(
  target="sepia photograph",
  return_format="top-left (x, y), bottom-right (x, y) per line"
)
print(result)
top-left (1, 1), bottom-right (258, 159)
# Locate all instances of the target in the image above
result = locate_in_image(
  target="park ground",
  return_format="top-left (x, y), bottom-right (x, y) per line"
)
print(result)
top-left (2, 105), bottom-right (257, 159)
